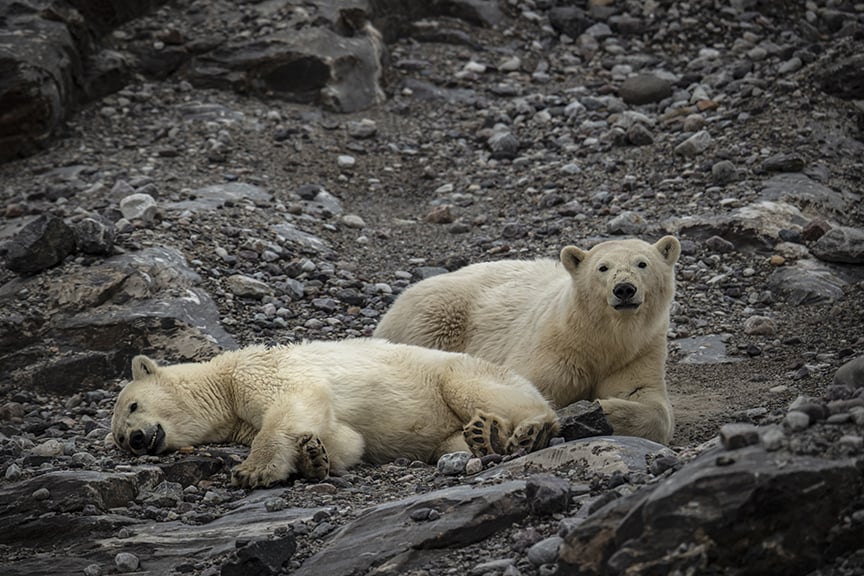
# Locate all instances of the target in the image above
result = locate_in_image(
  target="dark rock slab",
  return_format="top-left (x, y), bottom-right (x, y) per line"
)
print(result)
top-left (817, 50), bottom-right (864, 100)
top-left (812, 226), bottom-right (864, 264)
top-left (618, 74), bottom-right (672, 105)
top-left (0, 247), bottom-right (236, 392)
top-left (760, 173), bottom-right (854, 214)
top-left (186, 27), bottom-right (385, 113)
top-left (557, 400), bottom-right (614, 440)
top-left (558, 447), bottom-right (862, 576)
top-left (2, 215), bottom-right (77, 275)
top-left (834, 355), bottom-right (864, 389)
top-left (767, 260), bottom-right (847, 305)
top-left (294, 481), bottom-right (530, 576)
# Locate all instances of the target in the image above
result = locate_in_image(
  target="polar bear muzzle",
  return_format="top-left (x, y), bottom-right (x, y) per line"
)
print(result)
top-left (127, 423), bottom-right (166, 455)
top-left (611, 281), bottom-right (640, 310)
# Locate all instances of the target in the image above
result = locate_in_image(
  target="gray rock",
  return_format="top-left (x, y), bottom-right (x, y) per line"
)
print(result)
top-left (556, 401), bottom-right (613, 440)
top-left (295, 481), bottom-right (532, 576)
top-left (414, 266), bottom-right (450, 280)
top-left (488, 131), bottom-right (521, 159)
top-left (346, 119), bottom-right (377, 139)
top-left (676, 334), bottom-right (741, 364)
top-left (762, 153), bottom-right (805, 173)
top-left (812, 226), bottom-right (864, 264)
top-left (817, 52), bottom-right (864, 100)
top-left (834, 355), bottom-right (864, 389)
top-left (719, 423), bottom-right (759, 450)
top-left (618, 74), bottom-right (672, 105)
top-left (548, 7), bottom-right (592, 39)
top-left (144, 481), bottom-right (184, 508)
top-left (674, 130), bottom-right (712, 156)
top-left (527, 536), bottom-right (563, 566)
top-left (526, 475), bottom-right (570, 516)
top-left (2, 215), bottom-right (77, 275)
top-left (784, 411), bottom-right (811, 431)
top-left (166, 182), bottom-right (272, 213)
top-left (743, 315), bottom-right (777, 336)
top-left (226, 275), bottom-right (273, 299)
top-left (437, 451), bottom-right (472, 475)
top-left (220, 535), bottom-right (297, 576)
top-left (73, 216), bottom-right (116, 256)
top-left (606, 211), bottom-right (647, 235)
top-left (271, 223), bottom-right (330, 254)
top-left (186, 25), bottom-right (385, 113)
top-left (711, 160), bottom-right (738, 185)
top-left (761, 173), bottom-right (853, 213)
top-left (767, 260), bottom-right (847, 305)
top-left (119, 193), bottom-right (157, 222)
top-left (114, 552), bottom-right (140, 573)
top-left (626, 123), bottom-right (654, 146)
top-left (559, 447), bottom-right (862, 575)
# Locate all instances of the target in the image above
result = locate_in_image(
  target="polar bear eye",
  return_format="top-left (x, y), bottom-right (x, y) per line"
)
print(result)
top-left (598, 265), bottom-right (608, 272)
top-left (637, 261), bottom-right (648, 269)
top-left (129, 402), bottom-right (138, 413)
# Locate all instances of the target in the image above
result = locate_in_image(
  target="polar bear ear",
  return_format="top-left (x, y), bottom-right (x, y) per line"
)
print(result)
top-left (560, 246), bottom-right (588, 275)
top-left (131, 355), bottom-right (160, 380)
top-left (654, 235), bottom-right (682, 265)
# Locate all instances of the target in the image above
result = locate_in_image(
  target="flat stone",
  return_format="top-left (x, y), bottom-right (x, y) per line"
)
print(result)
top-left (674, 130), bottom-right (712, 156)
top-left (812, 226), bottom-right (864, 264)
top-left (767, 260), bottom-right (847, 305)
top-left (676, 334), bottom-right (741, 364)
top-left (719, 423), bottom-right (759, 450)
top-left (618, 74), bottom-right (672, 105)
top-left (834, 355), bottom-right (864, 389)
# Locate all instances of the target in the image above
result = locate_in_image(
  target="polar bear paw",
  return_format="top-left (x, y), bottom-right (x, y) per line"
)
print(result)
top-left (231, 459), bottom-right (283, 489)
top-left (296, 433), bottom-right (330, 481)
top-left (463, 410), bottom-right (512, 456)
top-left (506, 418), bottom-right (557, 454)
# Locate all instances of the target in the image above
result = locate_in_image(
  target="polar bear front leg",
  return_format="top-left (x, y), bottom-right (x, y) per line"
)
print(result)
top-left (506, 417), bottom-right (559, 454)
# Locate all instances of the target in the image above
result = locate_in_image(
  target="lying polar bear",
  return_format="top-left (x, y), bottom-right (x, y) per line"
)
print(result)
top-left (374, 236), bottom-right (681, 444)
top-left (111, 338), bottom-right (559, 488)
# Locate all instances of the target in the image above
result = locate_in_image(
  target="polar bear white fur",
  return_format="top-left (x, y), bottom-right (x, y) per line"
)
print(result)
top-left (111, 338), bottom-right (558, 488)
top-left (374, 236), bottom-right (681, 444)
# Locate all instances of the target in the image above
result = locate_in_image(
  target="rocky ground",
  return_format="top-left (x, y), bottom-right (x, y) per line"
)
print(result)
top-left (1, 1), bottom-right (863, 575)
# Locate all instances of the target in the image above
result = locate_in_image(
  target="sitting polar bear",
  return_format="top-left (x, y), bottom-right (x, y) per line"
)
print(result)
top-left (111, 338), bottom-right (558, 488)
top-left (374, 236), bottom-right (681, 444)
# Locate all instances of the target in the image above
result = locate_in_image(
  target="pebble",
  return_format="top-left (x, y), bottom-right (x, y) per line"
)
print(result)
top-left (618, 73), bottom-right (672, 105)
top-left (711, 160), bottom-right (738, 185)
top-left (437, 451), bottom-right (471, 475)
top-left (760, 426), bottom-right (785, 452)
top-left (674, 130), bottom-right (712, 156)
top-left (784, 411), bottom-right (810, 431)
top-left (526, 536), bottom-right (563, 566)
top-left (341, 214), bottom-right (366, 228)
top-left (119, 193), bottom-right (157, 222)
top-left (719, 423), bottom-right (759, 450)
top-left (465, 457), bottom-right (483, 475)
top-left (83, 564), bottom-right (103, 576)
top-left (225, 274), bottom-right (272, 299)
top-left (346, 119), bottom-right (377, 139)
top-left (32, 487), bottom-right (50, 500)
top-left (471, 558), bottom-right (515, 575)
top-left (606, 210), bottom-right (647, 235)
top-left (31, 439), bottom-right (65, 457)
top-left (337, 155), bottom-right (356, 169)
top-left (839, 435), bottom-right (863, 449)
top-left (115, 552), bottom-right (140, 573)
top-left (743, 315), bottom-right (777, 336)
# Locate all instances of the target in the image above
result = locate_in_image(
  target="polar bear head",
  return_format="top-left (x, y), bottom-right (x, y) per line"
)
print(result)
top-left (560, 236), bottom-right (681, 316)
top-left (111, 355), bottom-right (213, 455)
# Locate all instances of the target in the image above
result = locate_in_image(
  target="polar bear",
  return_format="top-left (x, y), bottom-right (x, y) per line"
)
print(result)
top-left (111, 338), bottom-right (558, 488)
top-left (373, 236), bottom-right (681, 444)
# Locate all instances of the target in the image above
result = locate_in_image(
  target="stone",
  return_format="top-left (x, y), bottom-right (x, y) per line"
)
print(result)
top-left (526, 475), bottom-right (570, 516)
top-left (784, 410), bottom-right (811, 431)
top-left (705, 235), bottom-right (735, 253)
top-left (761, 173), bottom-right (853, 214)
top-left (115, 552), bottom-right (140, 573)
top-left (346, 119), bottom-right (377, 139)
top-left (341, 214), bottom-right (366, 229)
top-left (762, 153), bottom-right (805, 173)
top-left (606, 211), bottom-right (647, 235)
top-left (437, 452), bottom-right (472, 475)
top-left (834, 355), bottom-right (864, 389)
top-left (186, 25), bottom-right (385, 113)
top-left (488, 131), bottom-right (520, 159)
top-left (119, 193), bottom-right (158, 222)
top-left (767, 260), bottom-right (847, 305)
top-left (618, 74), bottom-right (672, 105)
top-left (166, 183), bottom-right (272, 213)
top-left (558, 447), bottom-right (862, 575)
top-left (719, 423), bottom-right (759, 450)
top-left (676, 334), bottom-right (741, 365)
top-left (2, 215), bottom-right (77, 275)
top-left (548, 7), bottom-right (592, 39)
top-left (812, 226), bottom-right (864, 264)
top-left (527, 536), bottom-right (563, 566)
top-left (674, 130), bottom-right (712, 156)
top-left (711, 160), bottom-right (737, 185)
top-left (294, 481), bottom-right (533, 576)
top-left (556, 401), bottom-right (614, 440)
top-left (802, 218), bottom-right (832, 242)
top-left (743, 315), bottom-right (777, 336)
top-left (817, 52), bottom-right (864, 100)
top-left (626, 123), bottom-right (654, 146)
top-left (73, 216), bottom-right (116, 256)
top-left (220, 535), bottom-right (297, 576)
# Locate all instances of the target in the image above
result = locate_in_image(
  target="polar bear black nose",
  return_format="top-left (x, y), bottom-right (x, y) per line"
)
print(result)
top-left (613, 282), bottom-right (637, 301)
top-left (129, 430), bottom-right (146, 451)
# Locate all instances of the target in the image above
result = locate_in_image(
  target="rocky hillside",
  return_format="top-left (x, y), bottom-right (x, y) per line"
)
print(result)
top-left (1, 0), bottom-right (863, 575)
